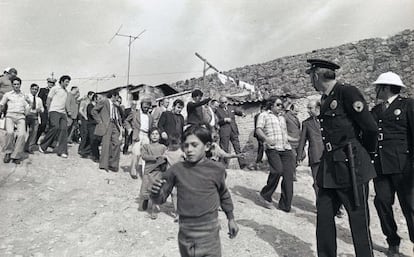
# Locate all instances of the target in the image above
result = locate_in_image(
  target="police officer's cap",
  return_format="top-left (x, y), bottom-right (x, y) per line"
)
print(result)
top-left (306, 59), bottom-right (340, 74)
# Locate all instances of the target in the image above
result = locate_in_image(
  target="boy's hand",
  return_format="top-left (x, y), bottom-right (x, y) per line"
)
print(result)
top-left (227, 219), bottom-right (239, 239)
top-left (151, 179), bottom-right (166, 194)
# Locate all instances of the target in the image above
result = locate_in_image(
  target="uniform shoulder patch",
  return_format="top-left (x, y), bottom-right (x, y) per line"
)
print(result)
top-left (352, 101), bottom-right (364, 112)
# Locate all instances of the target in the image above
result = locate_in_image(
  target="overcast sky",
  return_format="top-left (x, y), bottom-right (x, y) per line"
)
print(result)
top-left (1, 0), bottom-right (413, 93)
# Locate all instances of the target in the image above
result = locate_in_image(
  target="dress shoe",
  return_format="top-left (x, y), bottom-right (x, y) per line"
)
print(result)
top-left (259, 195), bottom-right (274, 209)
top-left (12, 159), bottom-right (21, 164)
top-left (58, 153), bottom-right (68, 158)
top-left (38, 146), bottom-right (45, 153)
top-left (3, 153), bottom-right (11, 163)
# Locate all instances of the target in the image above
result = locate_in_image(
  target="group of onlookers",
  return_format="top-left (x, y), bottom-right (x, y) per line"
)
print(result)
top-left (2, 63), bottom-right (414, 256)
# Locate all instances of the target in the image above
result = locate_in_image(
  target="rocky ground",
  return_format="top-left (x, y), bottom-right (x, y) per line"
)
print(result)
top-left (0, 133), bottom-right (413, 257)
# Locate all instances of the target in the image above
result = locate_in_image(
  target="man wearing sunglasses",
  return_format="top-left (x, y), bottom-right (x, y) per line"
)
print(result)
top-left (255, 96), bottom-right (295, 212)
top-left (306, 59), bottom-right (377, 257)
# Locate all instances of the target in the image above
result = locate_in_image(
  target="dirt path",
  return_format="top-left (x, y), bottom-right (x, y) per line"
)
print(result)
top-left (0, 142), bottom-right (412, 257)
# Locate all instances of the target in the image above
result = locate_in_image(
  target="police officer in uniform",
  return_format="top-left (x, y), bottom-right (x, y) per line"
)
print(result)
top-left (371, 72), bottom-right (414, 256)
top-left (306, 59), bottom-right (378, 257)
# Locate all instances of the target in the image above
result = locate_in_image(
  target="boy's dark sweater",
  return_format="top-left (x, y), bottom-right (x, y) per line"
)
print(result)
top-left (151, 159), bottom-right (234, 222)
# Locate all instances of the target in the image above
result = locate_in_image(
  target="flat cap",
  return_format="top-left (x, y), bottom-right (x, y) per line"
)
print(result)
top-left (306, 59), bottom-right (340, 74)
top-left (47, 77), bottom-right (57, 83)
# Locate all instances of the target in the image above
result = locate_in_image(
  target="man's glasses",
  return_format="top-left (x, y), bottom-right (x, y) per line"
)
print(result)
top-left (275, 103), bottom-right (283, 107)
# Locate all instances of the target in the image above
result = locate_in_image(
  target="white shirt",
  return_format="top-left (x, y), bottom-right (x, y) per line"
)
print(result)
top-left (140, 110), bottom-right (149, 133)
top-left (385, 94), bottom-right (399, 108)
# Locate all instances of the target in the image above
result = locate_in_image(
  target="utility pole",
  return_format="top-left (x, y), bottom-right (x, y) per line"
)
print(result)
top-left (195, 52), bottom-right (220, 88)
top-left (109, 25), bottom-right (146, 86)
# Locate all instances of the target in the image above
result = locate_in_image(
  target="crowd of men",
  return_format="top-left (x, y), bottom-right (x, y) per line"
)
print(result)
top-left (0, 60), bottom-right (413, 256)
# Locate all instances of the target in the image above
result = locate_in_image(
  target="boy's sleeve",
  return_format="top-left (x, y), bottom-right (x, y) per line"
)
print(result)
top-left (151, 167), bottom-right (176, 204)
top-left (217, 169), bottom-right (234, 220)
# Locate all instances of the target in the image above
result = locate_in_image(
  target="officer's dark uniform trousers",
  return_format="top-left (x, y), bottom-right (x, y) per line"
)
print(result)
top-left (316, 83), bottom-right (377, 257)
top-left (371, 96), bottom-right (414, 247)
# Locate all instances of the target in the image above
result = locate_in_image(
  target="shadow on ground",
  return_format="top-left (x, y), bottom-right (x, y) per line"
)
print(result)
top-left (238, 219), bottom-right (314, 257)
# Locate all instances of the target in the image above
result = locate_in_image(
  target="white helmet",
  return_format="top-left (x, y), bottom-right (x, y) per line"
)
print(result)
top-left (372, 71), bottom-right (406, 88)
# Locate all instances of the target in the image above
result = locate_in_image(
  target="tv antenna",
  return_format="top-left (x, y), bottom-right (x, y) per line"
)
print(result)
top-left (109, 25), bottom-right (146, 86)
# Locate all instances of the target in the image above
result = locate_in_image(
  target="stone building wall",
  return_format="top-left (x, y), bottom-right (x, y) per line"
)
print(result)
top-left (170, 29), bottom-right (414, 168)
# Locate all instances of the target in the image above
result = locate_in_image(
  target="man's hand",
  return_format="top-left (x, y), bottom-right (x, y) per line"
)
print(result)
top-left (228, 219), bottom-right (239, 239)
top-left (264, 138), bottom-right (276, 147)
top-left (151, 179), bottom-right (166, 195)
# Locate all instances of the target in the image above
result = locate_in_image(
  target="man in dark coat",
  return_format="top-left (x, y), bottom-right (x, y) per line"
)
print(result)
top-left (158, 99), bottom-right (185, 145)
top-left (91, 92), bottom-right (122, 172)
top-left (216, 96), bottom-right (246, 169)
top-left (296, 99), bottom-right (324, 197)
top-left (306, 59), bottom-right (377, 257)
top-left (371, 71), bottom-right (414, 256)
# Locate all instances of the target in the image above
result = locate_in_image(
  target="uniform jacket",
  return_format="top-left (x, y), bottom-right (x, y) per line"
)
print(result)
top-left (318, 82), bottom-right (378, 188)
top-left (297, 116), bottom-right (324, 165)
top-left (216, 105), bottom-right (243, 136)
top-left (123, 109), bottom-right (153, 141)
top-left (371, 95), bottom-right (414, 174)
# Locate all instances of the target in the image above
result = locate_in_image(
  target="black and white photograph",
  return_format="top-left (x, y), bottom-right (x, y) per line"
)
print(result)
top-left (1, 1), bottom-right (414, 256)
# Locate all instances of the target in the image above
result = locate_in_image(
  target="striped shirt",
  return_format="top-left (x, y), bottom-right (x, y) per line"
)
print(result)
top-left (256, 110), bottom-right (291, 151)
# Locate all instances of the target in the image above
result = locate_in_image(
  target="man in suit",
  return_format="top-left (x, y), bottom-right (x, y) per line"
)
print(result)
top-left (371, 72), bottom-right (414, 256)
top-left (216, 96), bottom-right (246, 169)
top-left (296, 99), bottom-right (324, 197)
top-left (158, 99), bottom-right (185, 145)
top-left (124, 98), bottom-right (153, 179)
top-left (35, 77), bottom-right (56, 144)
top-left (306, 59), bottom-right (378, 257)
top-left (284, 101), bottom-right (301, 181)
top-left (91, 92), bottom-right (122, 172)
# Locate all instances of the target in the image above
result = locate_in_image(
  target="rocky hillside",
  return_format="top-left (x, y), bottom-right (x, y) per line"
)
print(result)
top-left (171, 29), bottom-right (414, 102)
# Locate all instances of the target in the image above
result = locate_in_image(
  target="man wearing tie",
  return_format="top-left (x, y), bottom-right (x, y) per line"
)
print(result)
top-left (92, 92), bottom-right (122, 172)
top-left (371, 72), bottom-right (414, 256)
top-left (216, 96), bottom-right (246, 169)
top-left (25, 84), bottom-right (44, 153)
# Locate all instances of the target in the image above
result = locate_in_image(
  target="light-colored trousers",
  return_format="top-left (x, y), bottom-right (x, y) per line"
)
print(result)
top-left (3, 113), bottom-right (26, 159)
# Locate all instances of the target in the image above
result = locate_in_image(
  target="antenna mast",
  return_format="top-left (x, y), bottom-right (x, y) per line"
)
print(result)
top-left (109, 25), bottom-right (146, 86)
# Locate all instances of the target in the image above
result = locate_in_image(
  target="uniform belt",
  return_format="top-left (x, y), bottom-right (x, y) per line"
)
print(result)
top-left (325, 138), bottom-right (358, 152)
top-left (377, 132), bottom-right (406, 141)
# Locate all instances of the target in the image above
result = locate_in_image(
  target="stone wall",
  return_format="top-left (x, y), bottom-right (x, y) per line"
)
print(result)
top-left (171, 29), bottom-right (414, 101)
top-left (170, 29), bottom-right (414, 168)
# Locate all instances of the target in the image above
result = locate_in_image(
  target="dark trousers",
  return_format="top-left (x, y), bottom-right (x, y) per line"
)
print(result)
top-left (99, 122), bottom-right (121, 170)
top-left (67, 118), bottom-right (78, 143)
top-left (123, 129), bottom-right (133, 154)
top-left (88, 123), bottom-right (100, 161)
top-left (317, 184), bottom-right (373, 257)
top-left (260, 149), bottom-right (294, 211)
top-left (35, 111), bottom-right (48, 143)
top-left (25, 115), bottom-right (39, 151)
top-left (40, 111), bottom-right (68, 155)
top-left (255, 139), bottom-right (264, 163)
top-left (219, 132), bottom-right (244, 168)
top-left (310, 163), bottom-right (320, 198)
top-left (78, 118), bottom-right (90, 155)
top-left (373, 173), bottom-right (414, 246)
